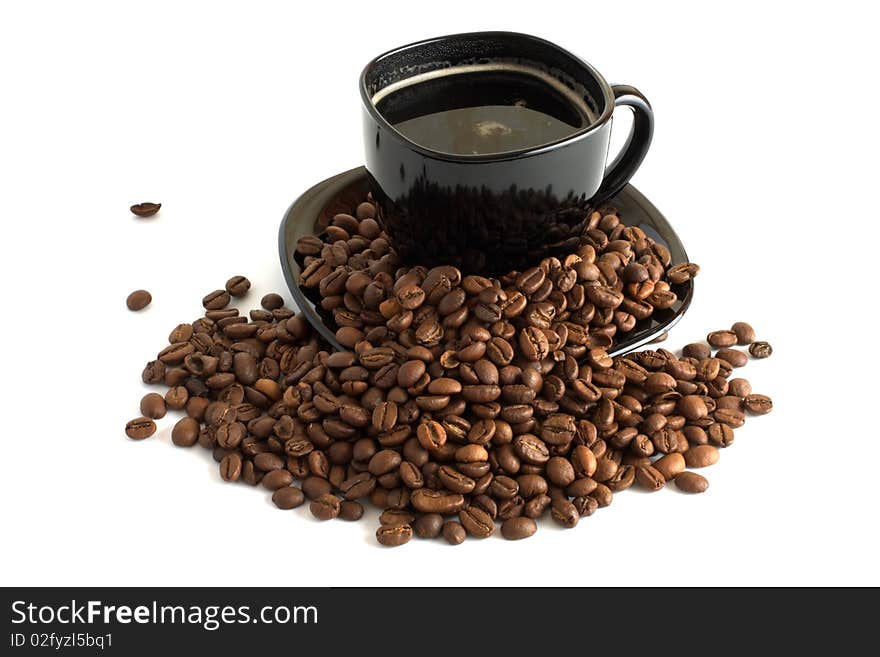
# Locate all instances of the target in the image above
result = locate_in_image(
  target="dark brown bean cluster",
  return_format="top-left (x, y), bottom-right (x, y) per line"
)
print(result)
top-left (127, 200), bottom-right (772, 546)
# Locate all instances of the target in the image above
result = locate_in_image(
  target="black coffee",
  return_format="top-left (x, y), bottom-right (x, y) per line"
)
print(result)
top-left (375, 64), bottom-right (594, 156)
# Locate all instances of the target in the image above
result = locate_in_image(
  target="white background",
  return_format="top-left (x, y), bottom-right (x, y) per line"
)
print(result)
top-left (1, 1), bottom-right (877, 587)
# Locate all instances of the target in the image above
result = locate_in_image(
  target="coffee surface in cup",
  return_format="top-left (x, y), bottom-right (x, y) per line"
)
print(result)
top-left (375, 63), bottom-right (595, 156)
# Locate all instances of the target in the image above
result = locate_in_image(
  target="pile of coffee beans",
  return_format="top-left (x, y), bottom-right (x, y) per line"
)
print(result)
top-left (127, 199), bottom-right (772, 546)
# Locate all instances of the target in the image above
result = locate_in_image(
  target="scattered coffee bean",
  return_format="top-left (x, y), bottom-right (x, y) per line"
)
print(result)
top-left (441, 521), bottom-right (466, 545)
top-left (744, 394), bottom-right (773, 415)
top-left (126, 290), bottom-right (152, 311)
top-left (127, 189), bottom-right (771, 547)
top-left (501, 517), bottom-right (537, 540)
top-left (261, 293), bottom-right (284, 310)
top-left (202, 289), bottom-right (230, 311)
top-left (125, 417), bottom-right (156, 440)
top-left (130, 202), bottom-right (161, 217)
top-left (674, 471), bottom-right (709, 493)
top-left (377, 523), bottom-right (413, 547)
top-left (707, 330), bottom-right (738, 348)
top-left (731, 322), bottom-right (756, 345)
top-left (339, 500), bottom-right (365, 521)
top-left (225, 275), bottom-right (251, 297)
top-left (684, 445), bottom-right (720, 468)
top-left (749, 341), bottom-right (773, 358)
top-left (139, 393), bottom-right (166, 419)
top-left (310, 494), bottom-right (341, 520)
top-left (272, 486), bottom-right (305, 509)
top-left (171, 417), bottom-right (199, 447)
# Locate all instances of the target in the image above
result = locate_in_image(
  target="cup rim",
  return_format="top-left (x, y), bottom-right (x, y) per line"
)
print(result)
top-left (359, 31), bottom-right (616, 163)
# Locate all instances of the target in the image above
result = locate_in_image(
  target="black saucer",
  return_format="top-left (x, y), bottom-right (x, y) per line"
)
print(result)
top-left (279, 166), bottom-right (693, 356)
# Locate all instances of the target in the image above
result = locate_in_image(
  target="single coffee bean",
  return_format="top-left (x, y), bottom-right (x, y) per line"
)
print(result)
top-left (302, 476), bottom-right (333, 500)
top-left (202, 289), bottom-right (231, 310)
top-left (140, 393), bottom-right (166, 419)
top-left (339, 500), bottom-right (364, 521)
top-left (459, 506), bottom-right (495, 538)
top-left (309, 493), bottom-right (341, 520)
top-left (376, 523), bottom-right (413, 547)
top-left (130, 202), bottom-right (161, 217)
top-left (674, 471), bottom-right (709, 493)
top-left (126, 289), bottom-right (152, 311)
top-left (441, 521), bottom-right (466, 545)
top-left (164, 386), bottom-right (188, 411)
top-left (413, 513), bottom-right (444, 538)
top-left (272, 486), bottom-right (305, 509)
top-left (731, 321), bottom-right (756, 345)
top-left (125, 417), bottom-right (156, 440)
top-left (171, 417), bottom-right (200, 447)
top-left (716, 347), bottom-right (748, 368)
top-left (653, 453), bottom-right (686, 481)
top-left (682, 343), bottom-right (711, 360)
top-left (572, 495), bottom-right (599, 517)
top-left (550, 499), bottom-right (579, 528)
top-left (261, 293), bottom-right (284, 311)
top-left (678, 395), bottom-right (708, 421)
top-left (411, 489), bottom-right (464, 514)
top-left (501, 517), bottom-right (537, 540)
top-left (416, 420), bottom-right (446, 451)
top-left (684, 445), bottom-right (720, 468)
top-left (744, 393), bottom-right (773, 415)
top-left (225, 275), bottom-right (251, 297)
top-left (749, 341), bottom-right (773, 358)
top-left (219, 453), bottom-right (242, 482)
top-left (728, 378), bottom-right (752, 397)
top-left (707, 330), bottom-right (738, 348)
top-left (636, 465), bottom-right (666, 491)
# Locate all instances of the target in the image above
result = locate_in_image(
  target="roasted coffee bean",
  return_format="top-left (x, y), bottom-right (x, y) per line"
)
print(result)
top-left (125, 417), bottom-right (156, 440)
top-left (674, 471), bottom-right (709, 493)
top-left (442, 521), bottom-right (466, 545)
top-left (272, 486), bottom-right (305, 509)
top-left (411, 489), bottom-right (464, 514)
top-left (372, 401), bottom-right (398, 431)
top-left (572, 495), bottom-right (599, 516)
top-left (225, 275), bottom-right (251, 297)
top-left (339, 500), bottom-right (364, 521)
top-left (376, 523), bottom-right (413, 547)
top-left (550, 499), bottom-right (579, 528)
top-left (459, 506), bottom-right (495, 538)
top-left (653, 453), bottom-right (686, 481)
top-left (339, 472), bottom-right (376, 499)
top-left (684, 445), bottom-right (720, 468)
top-left (379, 509), bottom-right (415, 526)
top-left (219, 453), bottom-right (242, 482)
top-left (744, 394), bottom-right (773, 415)
top-left (501, 517), bottom-right (537, 540)
top-left (171, 417), bottom-right (200, 447)
top-left (413, 513), bottom-right (444, 538)
top-left (261, 293), bottom-right (284, 310)
top-left (126, 289), bottom-right (152, 311)
top-left (682, 343), bottom-right (711, 360)
top-left (731, 321), bottom-right (756, 345)
top-left (666, 262), bottom-right (700, 284)
top-left (715, 347), bottom-right (748, 368)
top-left (749, 341), bottom-right (773, 358)
top-left (416, 420), bottom-right (446, 451)
top-left (513, 434), bottom-right (550, 464)
top-left (309, 493), bottom-right (341, 520)
top-left (140, 393), bottom-right (166, 419)
top-left (202, 289), bottom-right (231, 310)
top-left (262, 469), bottom-right (294, 490)
top-left (130, 202), bottom-right (161, 217)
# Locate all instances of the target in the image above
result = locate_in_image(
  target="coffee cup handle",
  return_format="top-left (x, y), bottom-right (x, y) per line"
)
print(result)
top-left (593, 84), bottom-right (654, 204)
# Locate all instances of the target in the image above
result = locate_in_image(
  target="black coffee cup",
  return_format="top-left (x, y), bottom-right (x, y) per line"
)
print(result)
top-left (360, 31), bottom-right (653, 274)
